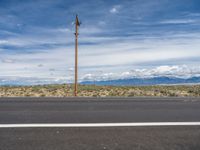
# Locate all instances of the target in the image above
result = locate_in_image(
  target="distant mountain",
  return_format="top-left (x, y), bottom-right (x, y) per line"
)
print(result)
top-left (1, 76), bottom-right (200, 86)
top-left (0, 77), bottom-right (66, 86)
top-left (81, 76), bottom-right (200, 86)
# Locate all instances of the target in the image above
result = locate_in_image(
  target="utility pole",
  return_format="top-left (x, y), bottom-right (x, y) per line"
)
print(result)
top-left (74, 15), bottom-right (80, 96)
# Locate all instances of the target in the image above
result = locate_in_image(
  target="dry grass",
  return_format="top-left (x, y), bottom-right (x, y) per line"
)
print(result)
top-left (0, 84), bottom-right (200, 97)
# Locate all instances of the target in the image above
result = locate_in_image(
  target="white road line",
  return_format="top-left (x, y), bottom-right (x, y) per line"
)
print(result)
top-left (0, 122), bottom-right (200, 128)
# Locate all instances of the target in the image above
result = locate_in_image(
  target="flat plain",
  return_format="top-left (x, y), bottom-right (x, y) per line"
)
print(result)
top-left (0, 84), bottom-right (200, 97)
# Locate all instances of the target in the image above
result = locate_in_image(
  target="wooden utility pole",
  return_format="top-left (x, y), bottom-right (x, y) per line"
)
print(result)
top-left (74, 15), bottom-right (80, 96)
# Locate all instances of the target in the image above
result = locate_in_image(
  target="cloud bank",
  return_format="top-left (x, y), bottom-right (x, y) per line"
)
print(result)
top-left (0, 0), bottom-right (200, 85)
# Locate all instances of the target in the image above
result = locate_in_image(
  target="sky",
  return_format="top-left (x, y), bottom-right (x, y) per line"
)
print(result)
top-left (0, 0), bottom-right (200, 84)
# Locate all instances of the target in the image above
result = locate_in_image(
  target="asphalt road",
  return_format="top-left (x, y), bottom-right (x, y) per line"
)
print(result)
top-left (0, 97), bottom-right (200, 150)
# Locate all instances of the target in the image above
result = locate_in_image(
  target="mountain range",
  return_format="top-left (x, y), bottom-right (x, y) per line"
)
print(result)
top-left (1, 76), bottom-right (200, 86)
top-left (81, 76), bottom-right (200, 86)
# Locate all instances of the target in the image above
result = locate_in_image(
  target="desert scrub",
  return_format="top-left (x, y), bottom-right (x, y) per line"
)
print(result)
top-left (1, 84), bottom-right (200, 97)
top-left (31, 86), bottom-right (42, 92)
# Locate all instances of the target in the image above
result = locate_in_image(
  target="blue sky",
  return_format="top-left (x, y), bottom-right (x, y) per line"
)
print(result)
top-left (1, 0), bottom-right (200, 84)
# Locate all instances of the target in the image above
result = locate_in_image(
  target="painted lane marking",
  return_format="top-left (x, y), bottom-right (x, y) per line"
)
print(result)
top-left (1, 122), bottom-right (200, 128)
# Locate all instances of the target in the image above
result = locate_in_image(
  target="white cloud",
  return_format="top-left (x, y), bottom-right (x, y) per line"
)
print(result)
top-left (186, 13), bottom-right (200, 17)
top-left (1, 24), bottom-right (200, 84)
top-left (1, 64), bottom-right (200, 84)
top-left (0, 40), bottom-right (8, 45)
top-left (68, 67), bottom-right (74, 71)
top-left (1, 32), bottom-right (200, 81)
top-left (160, 19), bottom-right (197, 24)
top-left (1, 59), bottom-right (15, 63)
top-left (80, 65), bottom-right (200, 82)
top-left (0, 26), bottom-right (103, 48)
top-left (110, 5), bottom-right (121, 14)
top-left (81, 73), bottom-right (94, 80)
top-left (78, 35), bottom-right (200, 67)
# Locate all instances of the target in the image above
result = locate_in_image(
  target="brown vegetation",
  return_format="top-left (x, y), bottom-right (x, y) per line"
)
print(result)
top-left (0, 84), bottom-right (200, 97)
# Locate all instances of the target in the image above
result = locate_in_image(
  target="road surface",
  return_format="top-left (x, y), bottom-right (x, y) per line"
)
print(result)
top-left (0, 97), bottom-right (200, 150)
